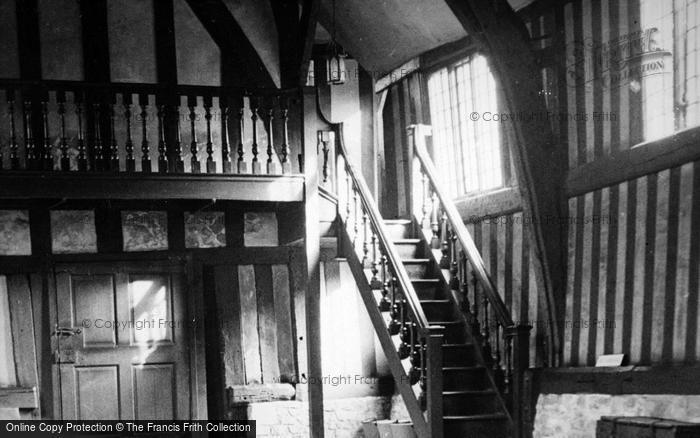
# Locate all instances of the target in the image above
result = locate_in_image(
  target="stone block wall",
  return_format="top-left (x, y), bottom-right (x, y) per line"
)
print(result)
top-left (533, 393), bottom-right (700, 438)
top-left (239, 395), bottom-right (408, 438)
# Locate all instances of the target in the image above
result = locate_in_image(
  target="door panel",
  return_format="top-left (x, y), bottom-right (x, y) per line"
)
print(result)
top-left (54, 262), bottom-right (190, 420)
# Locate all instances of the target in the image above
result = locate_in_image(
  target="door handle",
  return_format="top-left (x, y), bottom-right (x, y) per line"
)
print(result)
top-left (52, 325), bottom-right (82, 338)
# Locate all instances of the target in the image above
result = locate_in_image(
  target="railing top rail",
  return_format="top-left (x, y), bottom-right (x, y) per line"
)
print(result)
top-left (333, 123), bottom-right (431, 331)
top-left (411, 124), bottom-right (514, 328)
top-left (0, 78), bottom-right (300, 97)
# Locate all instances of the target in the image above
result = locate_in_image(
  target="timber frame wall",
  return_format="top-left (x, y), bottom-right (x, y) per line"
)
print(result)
top-left (377, 0), bottom-right (700, 369)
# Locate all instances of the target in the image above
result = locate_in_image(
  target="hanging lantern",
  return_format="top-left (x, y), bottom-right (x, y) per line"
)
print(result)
top-left (325, 0), bottom-right (346, 85)
top-left (326, 43), bottom-right (346, 85)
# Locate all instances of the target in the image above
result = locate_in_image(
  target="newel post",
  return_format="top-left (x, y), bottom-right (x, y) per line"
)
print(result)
top-left (505, 324), bottom-right (532, 438)
top-left (425, 326), bottom-right (444, 438)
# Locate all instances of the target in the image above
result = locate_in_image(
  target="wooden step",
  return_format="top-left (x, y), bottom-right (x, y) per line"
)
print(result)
top-left (393, 238), bottom-right (426, 258)
top-left (411, 279), bottom-right (447, 300)
top-left (441, 343), bottom-right (478, 367)
top-left (443, 390), bottom-right (501, 416)
top-left (444, 414), bottom-right (510, 437)
top-left (402, 259), bottom-right (434, 279)
top-left (384, 219), bottom-right (413, 239)
top-left (428, 321), bottom-right (467, 343)
top-left (442, 366), bottom-right (490, 391)
top-left (419, 299), bottom-right (456, 321)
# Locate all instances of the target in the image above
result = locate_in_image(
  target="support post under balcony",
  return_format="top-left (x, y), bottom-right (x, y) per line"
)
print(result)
top-left (506, 324), bottom-right (532, 438)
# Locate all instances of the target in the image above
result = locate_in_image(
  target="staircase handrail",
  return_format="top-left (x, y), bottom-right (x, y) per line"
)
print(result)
top-left (411, 124), bottom-right (514, 329)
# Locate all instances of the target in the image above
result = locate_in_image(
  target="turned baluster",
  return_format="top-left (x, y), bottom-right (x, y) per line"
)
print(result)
top-left (439, 213), bottom-right (449, 269)
top-left (459, 251), bottom-right (470, 312)
top-left (503, 334), bottom-right (513, 396)
top-left (93, 101), bottom-right (106, 171)
top-left (378, 255), bottom-right (390, 311)
top-left (493, 324), bottom-right (503, 388)
top-left (7, 91), bottom-right (19, 170)
top-left (388, 277), bottom-right (401, 335)
top-left (320, 132), bottom-right (330, 183)
top-left (123, 94), bottom-right (135, 172)
top-left (430, 193), bottom-right (440, 248)
top-left (450, 231), bottom-right (460, 290)
top-left (408, 323), bottom-right (421, 385)
top-left (265, 103), bottom-right (275, 174)
top-left (171, 98), bottom-right (184, 173)
top-left (204, 96), bottom-right (215, 173)
top-left (109, 96), bottom-right (119, 171)
top-left (418, 336), bottom-right (427, 410)
top-left (139, 94), bottom-right (150, 173)
top-left (221, 99), bottom-right (232, 173)
top-left (75, 93), bottom-right (87, 171)
top-left (353, 188), bottom-right (360, 247)
top-left (344, 165), bottom-right (352, 224)
top-left (471, 271), bottom-right (480, 334)
top-left (23, 98), bottom-right (36, 169)
top-left (41, 94), bottom-right (52, 170)
top-left (370, 235), bottom-right (381, 289)
top-left (188, 96), bottom-right (199, 173)
top-left (237, 101), bottom-right (246, 173)
top-left (250, 97), bottom-right (261, 174)
top-left (157, 101), bottom-right (168, 173)
top-left (398, 300), bottom-right (411, 359)
top-left (57, 91), bottom-right (69, 171)
top-left (482, 286), bottom-right (492, 359)
top-left (421, 172), bottom-right (430, 228)
top-left (361, 211), bottom-right (370, 267)
top-left (280, 97), bottom-right (291, 174)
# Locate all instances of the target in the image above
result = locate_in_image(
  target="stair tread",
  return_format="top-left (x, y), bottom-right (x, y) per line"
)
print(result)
top-left (401, 258), bottom-right (431, 263)
top-left (443, 342), bottom-right (474, 347)
top-left (393, 238), bottom-right (421, 243)
top-left (443, 389), bottom-right (497, 395)
top-left (411, 278), bottom-right (440, 283)
top-left (442, 366), bottom-right (485, 371)
top-left (444, 413), bottom-right (508, 421)
top-left (420, 299), bottom-right (451, 304)
top-left (429, 320), bottom-right (463, 325)
top-left (384, 219), bottom-right (412, 224)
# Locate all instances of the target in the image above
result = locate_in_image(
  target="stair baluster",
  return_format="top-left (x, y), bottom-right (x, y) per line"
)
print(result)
top-left (250, 97), bottom-right (260, 174)
top-left (449, 230), bottom-right (459, 290)
top-left (430, 192), bottom-right (440, 248)
top-left (237, 102), bottom-right (246, 173)
top-left (266, 104), bottom-right (275, 174)
top-left (421, 172), bottom-right (430, 228)
top-left (204, 96), bottom-right (215, 173)
top-left (439, 212), bottom-right (449, 269)
top-left (41, 94), bottom-right (52, 170)
top-left (379, 255), bottom-right (390, 311)
top-left (388, 276), bottom-right (401, 335)
top-left (188, 96), bottom-right (199, 173)
top-left (23, 98), bottom-right (36, 169)
top-left (370, 234), bottom-right (381, 288)
top-left (139, 94), bottom-right (150, 173)
top-left (110, 97), bottom-right (120, 171)
top-left (221, 99), bottom-right (231, 173)
top-left (157, 102), bottom-right (168, 173)
top-left (76, 93), bottom-right (87, 171)
top-left (123, 94), bottom-right (134, 172)
top-left (57, 92), bottom-right (69, 171)
top-left (93, 101), bottom-right (104, 171)
top-left (7, 91), bottom-right (19, 170)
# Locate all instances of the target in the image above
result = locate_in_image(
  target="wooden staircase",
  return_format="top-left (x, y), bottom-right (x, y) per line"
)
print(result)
top-left (383, 219), bottom-right (511, 437)
top-left (319, 121), bottom-right (531, 437)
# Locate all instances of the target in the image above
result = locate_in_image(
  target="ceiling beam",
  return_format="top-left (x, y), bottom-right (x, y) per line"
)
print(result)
top-left (297, 0), bottom-right (319, 86)
top-left (185, 0), bottom-right (275, 88)
top-left (444, 0), bottom-right (568, 365)
top-left (270, 0), bottom-right (302, 88)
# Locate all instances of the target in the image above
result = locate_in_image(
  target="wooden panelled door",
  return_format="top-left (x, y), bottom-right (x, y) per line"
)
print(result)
top-left (53, 262), bottom-right (191, 420)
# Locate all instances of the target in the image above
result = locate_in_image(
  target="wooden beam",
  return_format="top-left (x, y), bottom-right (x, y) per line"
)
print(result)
top-left (566, 126), bottom-right (700, 197)
top-left (456, 187), bottom-right (523, 222)
top-left (444, 0), bottom-right (568, 365)
top-left (0, 173), bottom-right (305, 202)
top-left (153, 0), bottom-right (178, 85)
top-left (185, 0), bottom-right (275, 88)
top-left (14, 0), bottom-right (41, 80)
top-left (271, 0), bottom-right (301, 88)
top-left (79, 0), bottom-right (110, 82)
top-left (528, 365), bottom-right (700, 395)
top-left (0, 388), bottom-right (38, 410)
top-left (301, 88), bottom-right (324, 437)
top-left (297, 0), bottom-right (319, 87)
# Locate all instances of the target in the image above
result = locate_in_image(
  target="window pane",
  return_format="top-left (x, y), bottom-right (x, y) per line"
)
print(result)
top-left (428, 55), bottom-right (504, 197)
